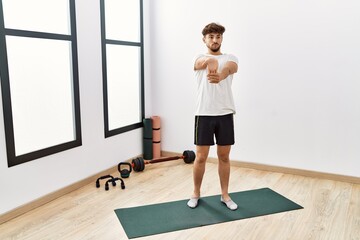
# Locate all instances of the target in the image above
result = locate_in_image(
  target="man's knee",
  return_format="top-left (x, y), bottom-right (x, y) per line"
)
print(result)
top-left (218, 155), bottom-right (230, 163)
top-left (195, 154), bottom-right (208, 164)
top-left (217, 145), bottom-right (231, 162)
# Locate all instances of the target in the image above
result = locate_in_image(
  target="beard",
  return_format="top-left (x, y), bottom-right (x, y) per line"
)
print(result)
top-left (208, 43), bottom-right (221, 53)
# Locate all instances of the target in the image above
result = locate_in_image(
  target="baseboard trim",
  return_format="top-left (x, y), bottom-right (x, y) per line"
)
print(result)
top-left (224, 159), bottom-right (360, 184)
top-left (1, 152), bottom-right (359, 224)
top-left (162, 151), bottom-right (360, 184)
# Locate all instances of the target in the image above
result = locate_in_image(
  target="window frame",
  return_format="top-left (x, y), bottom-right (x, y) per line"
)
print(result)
top-left (100, 0), bottom-right (145, 138)
top-left (0, 0), bottom-right (82, 167)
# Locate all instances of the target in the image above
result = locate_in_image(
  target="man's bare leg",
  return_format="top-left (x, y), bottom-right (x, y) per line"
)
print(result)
top-left (217, 145), bottom-right (231, 200)
top-left (218, 145), bottom-right (238, 210)
top-left (192, 145), bottom-right (210, 197)
top-left (187, 145), bottom-right (210, 208)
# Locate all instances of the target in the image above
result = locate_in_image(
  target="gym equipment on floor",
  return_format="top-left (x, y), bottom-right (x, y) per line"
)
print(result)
top-left (115, 188), bottom-right (303, 239)
top-left (96, 174), bottom-right (126, 191)
top-left (105, 177), bottom-right (125, 191)
top-left (131, 150), bottom-right (195, 172)
top-left (143, 118), bottom-right (153, 160)
top-left (118, 162), bottom-right (132, 178)
top-left (96, 175), bottom-right (115, 188)
top-left (151, 116), bottom-right (161, 158)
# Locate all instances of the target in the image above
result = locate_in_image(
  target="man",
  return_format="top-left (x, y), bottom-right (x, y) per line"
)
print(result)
top-left (187, 22), bottom-right (238, 210)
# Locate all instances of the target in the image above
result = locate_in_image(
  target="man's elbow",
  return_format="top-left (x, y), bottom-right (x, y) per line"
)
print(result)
top-left (233, 67), bottom-right (238, 74)
top-left (227, 62), bottom-right (238, 74)
top-left (230, 65), bottom-right (238, 75)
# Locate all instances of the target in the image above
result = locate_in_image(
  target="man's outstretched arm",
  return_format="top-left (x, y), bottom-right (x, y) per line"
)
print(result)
top-left (207, 61), bottom-right (238, 83)
top-left (194, 57), bottom-right (218, 73)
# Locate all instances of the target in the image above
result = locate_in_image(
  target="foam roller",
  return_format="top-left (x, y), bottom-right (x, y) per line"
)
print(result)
top-left (143, 118), bottom-right (153, 160)
top-left (151, 116), bottom-right (161, 158)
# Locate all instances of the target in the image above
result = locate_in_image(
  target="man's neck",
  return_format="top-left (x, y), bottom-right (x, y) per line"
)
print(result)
top-left (208, 50), bottom-right (222, 55)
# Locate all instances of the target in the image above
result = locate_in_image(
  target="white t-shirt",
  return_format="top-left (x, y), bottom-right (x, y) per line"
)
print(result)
top-left (194, 53), bottom-right (238, 116)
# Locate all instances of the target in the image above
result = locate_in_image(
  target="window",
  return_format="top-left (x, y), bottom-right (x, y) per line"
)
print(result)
top-left (100, 0), bottom-right (144, 137)
top-left (0, 0), bottom-right (81, 167)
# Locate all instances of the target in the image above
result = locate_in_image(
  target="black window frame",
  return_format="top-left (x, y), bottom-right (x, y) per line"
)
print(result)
top-left (0, 0), bottom-right (82, 167)
top-left (100, 0), bottom-right (145, 138)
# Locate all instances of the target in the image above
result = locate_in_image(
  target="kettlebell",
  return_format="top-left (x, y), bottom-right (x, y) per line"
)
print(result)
top-left (118, 162), bottom-right (132, 178)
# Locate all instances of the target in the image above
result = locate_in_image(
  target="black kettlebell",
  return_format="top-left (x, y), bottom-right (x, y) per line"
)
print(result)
top-left (118, 162), bottom-right (132, 178)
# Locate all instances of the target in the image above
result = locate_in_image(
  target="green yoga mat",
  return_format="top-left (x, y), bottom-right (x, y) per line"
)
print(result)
top-left (115, 188), bottom-right (303, 239)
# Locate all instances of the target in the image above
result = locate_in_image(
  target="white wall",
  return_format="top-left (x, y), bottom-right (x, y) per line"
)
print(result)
top-left (0, 0), bottom-right (152, 215)
top-left (150, 0), bottom-right (360, 177)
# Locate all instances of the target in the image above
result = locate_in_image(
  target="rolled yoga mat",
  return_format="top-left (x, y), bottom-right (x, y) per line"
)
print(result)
top-left (143, 118), bottom-right (153, 160)
top-left (114, 187), bottom-right (303, 239)
top-left (151, 116), bottom-right (161, 158)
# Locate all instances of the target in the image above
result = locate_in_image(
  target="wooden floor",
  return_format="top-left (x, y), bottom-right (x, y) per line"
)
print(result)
top-left (0, 160), bottom-right (359, 240)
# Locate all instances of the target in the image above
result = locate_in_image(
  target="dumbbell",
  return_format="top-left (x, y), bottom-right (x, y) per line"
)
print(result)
top-left (131, 150), bottom-right (195, 172)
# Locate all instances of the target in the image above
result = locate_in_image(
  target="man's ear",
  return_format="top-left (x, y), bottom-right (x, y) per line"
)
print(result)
top-left (202, 37), bottom-right (205, 43)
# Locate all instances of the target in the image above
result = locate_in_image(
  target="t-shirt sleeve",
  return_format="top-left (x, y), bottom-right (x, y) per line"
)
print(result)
top-left (193, 54), bottom-right (205, 71)
top-left (227, 54), bottom-right (238, 64)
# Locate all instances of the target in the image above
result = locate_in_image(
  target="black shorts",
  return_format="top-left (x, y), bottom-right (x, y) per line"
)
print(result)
top-left (194, 114), bottom-right (235, 146)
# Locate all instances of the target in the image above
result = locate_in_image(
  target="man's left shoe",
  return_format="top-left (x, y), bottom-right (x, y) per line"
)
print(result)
top-left (221, 197), bottom-right (238, 211)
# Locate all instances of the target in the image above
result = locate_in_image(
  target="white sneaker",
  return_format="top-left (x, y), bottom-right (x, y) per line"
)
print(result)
top-left (187, 197), bottom-right (200, 208)
top-left (221, 197), bottom-right (238, 211)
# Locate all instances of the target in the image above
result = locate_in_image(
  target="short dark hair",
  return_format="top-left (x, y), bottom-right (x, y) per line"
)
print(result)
top-left (202, 22), bottom-right (225, 36)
